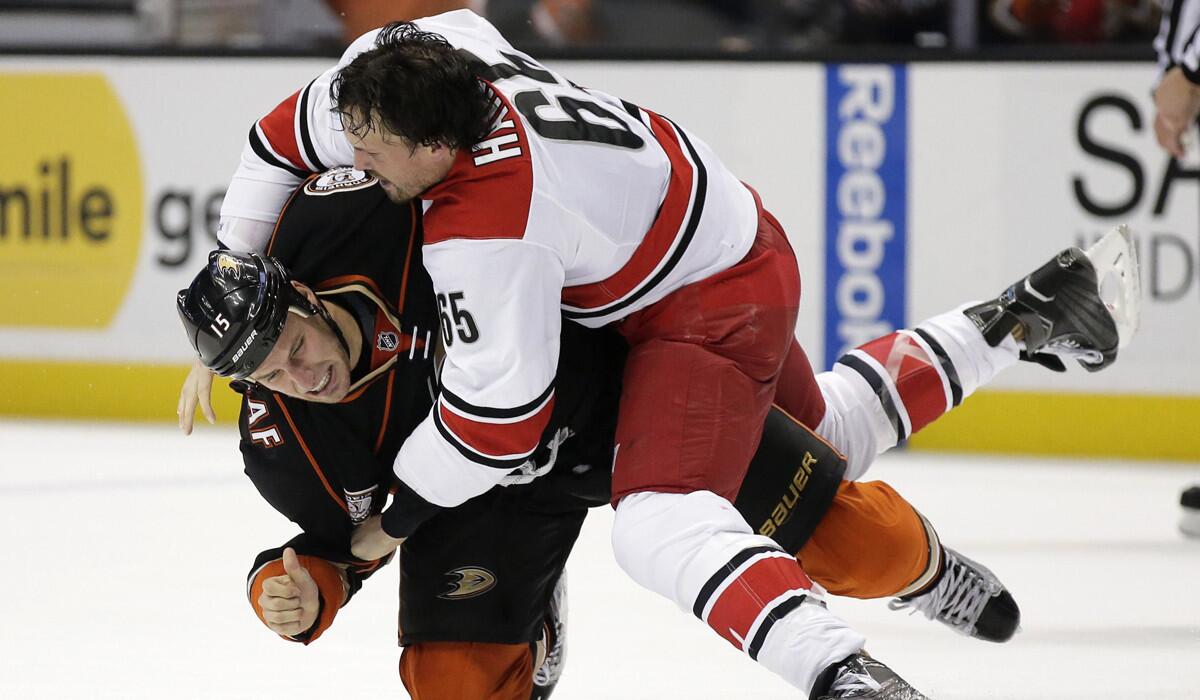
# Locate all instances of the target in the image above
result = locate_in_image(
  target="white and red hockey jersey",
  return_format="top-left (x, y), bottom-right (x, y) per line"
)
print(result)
top-left (218, 10), bottom-right (760, 514)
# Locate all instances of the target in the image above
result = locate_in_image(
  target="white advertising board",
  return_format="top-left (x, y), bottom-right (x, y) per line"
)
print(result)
top-left (0, 56), bottom-right (1195, 458)
top-left (910, 63), bottom-right (1199, 396)
top-left (0, 58), bottom-right (824, 364)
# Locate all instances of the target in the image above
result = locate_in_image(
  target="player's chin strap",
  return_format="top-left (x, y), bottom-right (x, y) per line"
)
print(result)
top-left (312, 299), bottom-right (352, 366)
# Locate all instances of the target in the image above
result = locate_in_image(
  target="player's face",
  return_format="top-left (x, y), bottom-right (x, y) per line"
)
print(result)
top-left (249, 309), bottom-right (352, 404)
top-left (348, 115), bottom-right (456, 203)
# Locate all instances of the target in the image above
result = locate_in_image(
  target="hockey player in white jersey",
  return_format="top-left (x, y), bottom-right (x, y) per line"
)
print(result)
top-left (201, 10), bottom-right (1142, 697)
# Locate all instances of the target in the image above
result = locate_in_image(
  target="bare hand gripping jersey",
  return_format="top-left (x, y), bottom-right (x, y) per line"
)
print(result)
top-left (219, 10), bottom-right (761, 521)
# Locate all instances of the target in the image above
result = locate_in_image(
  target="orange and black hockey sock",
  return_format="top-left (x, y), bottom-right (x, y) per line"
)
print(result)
top-left (797, 480), bottom-right (941, 600)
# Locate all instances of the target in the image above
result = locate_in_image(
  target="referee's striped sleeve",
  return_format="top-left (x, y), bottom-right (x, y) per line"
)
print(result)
top-left (1156, 0), bottom-right (1200, 83)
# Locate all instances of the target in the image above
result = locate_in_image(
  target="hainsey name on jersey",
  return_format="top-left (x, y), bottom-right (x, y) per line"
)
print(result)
top-left (472, 91), bottom-right (523, 167)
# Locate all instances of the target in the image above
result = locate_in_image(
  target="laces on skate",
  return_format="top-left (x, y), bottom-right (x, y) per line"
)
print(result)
top-left (889, 547), bottom-right (1019, 643)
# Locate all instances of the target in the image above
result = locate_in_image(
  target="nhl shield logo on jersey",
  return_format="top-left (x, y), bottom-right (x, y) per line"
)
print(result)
top-left (438, 567), bottom-right (498, 600)
top-left (344, 485), bottom-right (376, 524)
top-left (376, 330), bottom-right (399, 352)
top-left (305, 166), bottom-right (377, 196)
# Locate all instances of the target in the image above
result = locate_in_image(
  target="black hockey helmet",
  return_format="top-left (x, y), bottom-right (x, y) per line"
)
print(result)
top-left (176, 251), bottom-right (318, 379)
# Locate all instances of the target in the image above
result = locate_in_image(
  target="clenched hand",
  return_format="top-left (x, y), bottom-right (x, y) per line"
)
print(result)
top-left (258, 548), bottom-right (320, 637)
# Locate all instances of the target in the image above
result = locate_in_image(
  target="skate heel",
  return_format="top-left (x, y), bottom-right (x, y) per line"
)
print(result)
top-left (1083, 224), bottom-right (1141, 352)
top-left (963, 225), bottom-right (1143, 372)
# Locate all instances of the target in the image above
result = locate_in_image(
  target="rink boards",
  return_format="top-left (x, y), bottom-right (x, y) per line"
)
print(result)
top-left (0, 57), bottom-right (1196, 460)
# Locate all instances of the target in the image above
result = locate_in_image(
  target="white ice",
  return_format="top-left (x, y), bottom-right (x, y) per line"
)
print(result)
top-left (1, 420), bottom-right (1197, 699)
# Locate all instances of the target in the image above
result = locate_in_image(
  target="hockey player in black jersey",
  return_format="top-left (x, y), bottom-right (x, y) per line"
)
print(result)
top-left (179, 168), bottom-right (626, 699)
top-left (178, 167), bottom-right (1140, 700)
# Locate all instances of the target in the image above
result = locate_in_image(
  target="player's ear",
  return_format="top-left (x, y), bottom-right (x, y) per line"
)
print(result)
top-left (291, 280), bottom-right (318, 305)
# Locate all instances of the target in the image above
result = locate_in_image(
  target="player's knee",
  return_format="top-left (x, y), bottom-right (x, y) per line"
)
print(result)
top-left (399, 642), bottom-right (533, 700)
top-left (611, 489), bottom-right (775, 605)
top-left (611, 491), bottom-right (676, 590)
top-left (800, 481), bottom-right (935, 599)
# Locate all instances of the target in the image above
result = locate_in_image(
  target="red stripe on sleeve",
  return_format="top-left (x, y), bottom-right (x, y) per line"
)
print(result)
top-left (561, 110), bottom-right (695, 311)
top-left (259, 89), bottom-right (308, 171)
top-left (438, 395), bottom-right (555, 459)
top-left (859, 333), bottom-right (947, 434)
top-left (422, 85), bottom-right (533, 245)
top-left (705, 556), bottom-right (812, 649)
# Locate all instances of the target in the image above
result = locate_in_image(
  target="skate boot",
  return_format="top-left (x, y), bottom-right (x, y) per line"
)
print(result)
top-left (1180, 485), bottom-right (1200, 539)
top-left (889, 546), bottom-right (1019, 643)
top-left (530, 573), bottom-right (567, 700)
top-left (963, 224), bottom-right (1141, 372)
top-left (812, 652), bottom-right (929, 700)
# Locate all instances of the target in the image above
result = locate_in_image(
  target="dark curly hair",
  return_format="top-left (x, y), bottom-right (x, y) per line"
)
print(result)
top-left (331, 22), bottom-right (492, 150)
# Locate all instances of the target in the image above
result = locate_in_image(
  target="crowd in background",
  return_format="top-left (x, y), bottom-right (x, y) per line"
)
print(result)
top-left (0, 0), bottom-right (1165, 53)
top-left (309, 0), bottom-right (1166, 51)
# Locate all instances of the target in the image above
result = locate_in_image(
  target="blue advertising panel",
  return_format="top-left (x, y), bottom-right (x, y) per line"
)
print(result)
top-left (824, 64), bottom-right (907, 368)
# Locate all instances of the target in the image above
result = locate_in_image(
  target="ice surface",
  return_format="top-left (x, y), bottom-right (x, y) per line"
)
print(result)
top-left (2, 420), bottom-right (1197, 699)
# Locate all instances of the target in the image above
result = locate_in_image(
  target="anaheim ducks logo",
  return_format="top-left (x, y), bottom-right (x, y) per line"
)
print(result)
top-left (438, 566), bottom-right (497, 600)
top-left (216, 254), bottom-right (241, 277)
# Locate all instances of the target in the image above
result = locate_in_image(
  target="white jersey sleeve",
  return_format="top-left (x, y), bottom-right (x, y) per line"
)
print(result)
top-left (1156, 0), bottom-right (1200, 84)
top-left (217, 10), bottom-right (509, 251)
top-left (217, 30), bottom-right (379, 249)
top-left (393, 238), bottom-right (564, 508)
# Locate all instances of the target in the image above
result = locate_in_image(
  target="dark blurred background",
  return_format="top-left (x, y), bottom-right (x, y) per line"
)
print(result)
top-left (0, 0), bottom-right (1163, 55)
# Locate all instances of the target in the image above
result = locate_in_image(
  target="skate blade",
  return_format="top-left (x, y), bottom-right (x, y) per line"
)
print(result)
top-left (1084, 224), bottom-right (1141, 350)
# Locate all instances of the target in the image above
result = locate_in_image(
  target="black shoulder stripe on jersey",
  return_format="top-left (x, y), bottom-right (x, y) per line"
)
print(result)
top-left (432, 407), bottom-right (537, 470)
top-left (746, 593), bottom-right (807, 660)
top-left (691, 545), bottom-right (783, 619)
top-left (298, 80), bottom-right (328, 173)
top-left (620, 99), bottom-right (642, 122)
top-left (912, 328), bottom-right (963, 407)
top-left (249, 124), bottom-right (311, 179)
top-left (564, 116), bottom-right (707, 321)
top-left (440, 381), bottom-right (554, 420)
top-left (837, 353), bottom-right (907, 444)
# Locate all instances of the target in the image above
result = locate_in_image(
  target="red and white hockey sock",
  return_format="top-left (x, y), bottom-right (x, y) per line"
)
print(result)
top-left (815, 304), bottom-right (1019, 480)
top-left (612, 490), bottom-right (864, 694)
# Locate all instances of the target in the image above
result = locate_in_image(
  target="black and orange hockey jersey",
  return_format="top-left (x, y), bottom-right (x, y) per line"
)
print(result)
top-left (238, 168), bottom-right (625, 643)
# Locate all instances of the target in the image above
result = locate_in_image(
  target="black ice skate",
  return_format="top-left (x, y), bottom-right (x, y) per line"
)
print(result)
top-left (812, 653), bottom-right (929, 700)
top-left (530, 573), bottom-right (567, 700)
top-left (888, 546), bottom-right (1019, 643)
top-left (963, 225), bottom-right (1141, 373)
